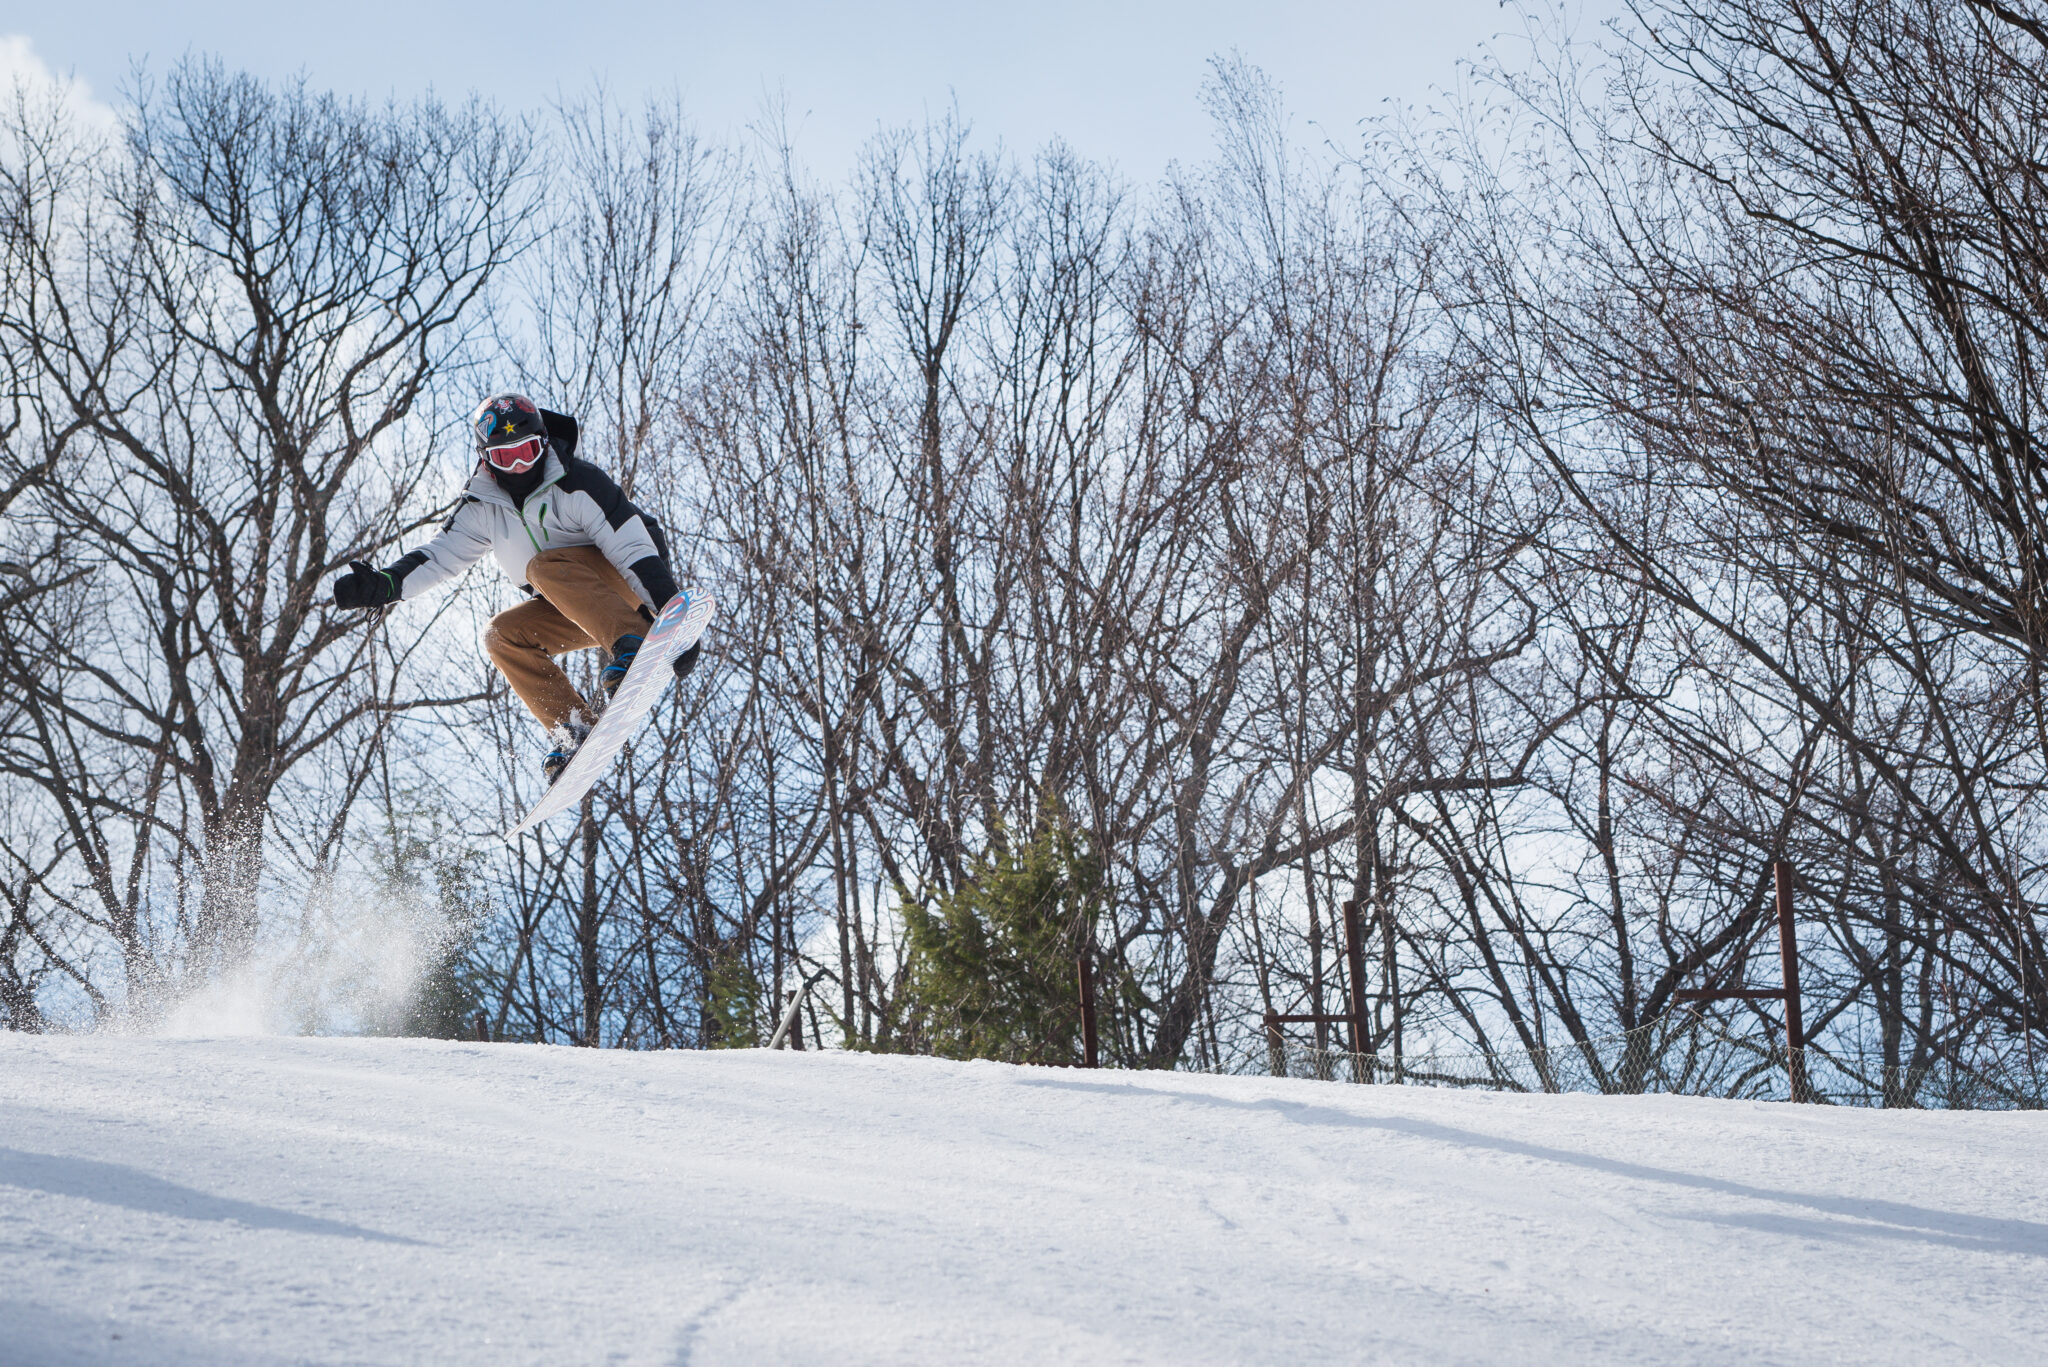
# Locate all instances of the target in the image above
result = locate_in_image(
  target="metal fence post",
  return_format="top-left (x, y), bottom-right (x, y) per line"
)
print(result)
top-left (1076, 950), bottom-right (1099, 1068)
top-left (1774, 860), bottom-right (1810, 1103)
top-left (1343, 900), bottom-right (1371, 1082)
top-left (768, 988), bottom-right (803, 1051)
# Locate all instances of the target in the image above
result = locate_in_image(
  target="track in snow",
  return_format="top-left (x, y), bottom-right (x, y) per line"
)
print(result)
top-left (1, 1034), bottom-right (2041, 1365)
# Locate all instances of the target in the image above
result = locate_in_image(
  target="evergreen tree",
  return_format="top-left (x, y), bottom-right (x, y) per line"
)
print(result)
top-left (899, 822), bottom-right (1103, 1064)
top-left (704, 952), bottom-right (763, 1048)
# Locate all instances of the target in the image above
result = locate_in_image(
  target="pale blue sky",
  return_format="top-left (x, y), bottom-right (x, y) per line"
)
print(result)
top-left (14, 1), bottom-right (1626, 181)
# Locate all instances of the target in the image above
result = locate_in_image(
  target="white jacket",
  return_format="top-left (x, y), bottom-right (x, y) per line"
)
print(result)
top-left (385, 443), bottom-right (678, 607)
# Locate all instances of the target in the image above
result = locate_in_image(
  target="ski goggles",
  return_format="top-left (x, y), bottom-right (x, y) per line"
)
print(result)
top-left (484, 435), bottom-right (545, 473)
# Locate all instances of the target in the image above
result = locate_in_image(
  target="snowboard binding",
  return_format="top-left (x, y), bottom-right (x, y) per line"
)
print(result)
top-left (542, 713), bottom-right (593, 787)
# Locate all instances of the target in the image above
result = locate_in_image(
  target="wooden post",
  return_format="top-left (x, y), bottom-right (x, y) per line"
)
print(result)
top-left (1264, 1010), bottom-right (1285, 1077)
top-left (472, 1011), bottom-right (489, 1044)
top-left (1342, 900), bottom-right (1371, 1082)
top-left (1076, 951), bottom-right (1099, 1068)
top-left (1775, 861), bottom-right (1810, 1103)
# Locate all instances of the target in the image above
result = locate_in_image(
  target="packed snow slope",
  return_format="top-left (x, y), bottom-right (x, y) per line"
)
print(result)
top-left (1, 1036), bottom-right (2041, 1366)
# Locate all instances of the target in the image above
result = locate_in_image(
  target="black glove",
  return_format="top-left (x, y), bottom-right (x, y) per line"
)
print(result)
top-left (332, 560), bottom-right (398, 610)
top-left (673, 642), bottom-right (702, 682)
top-left (630, 555), bottom-right (680, 610)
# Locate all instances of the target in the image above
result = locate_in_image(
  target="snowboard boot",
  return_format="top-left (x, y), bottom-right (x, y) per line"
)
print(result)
top-left (601, 633), bottom-right (644, 702)
top-left (542, 713), bottom-right (593, 787)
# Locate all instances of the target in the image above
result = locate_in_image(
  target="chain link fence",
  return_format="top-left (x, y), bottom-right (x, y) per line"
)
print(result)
top-left (1235, 1012), bottom-right (2047, 1109)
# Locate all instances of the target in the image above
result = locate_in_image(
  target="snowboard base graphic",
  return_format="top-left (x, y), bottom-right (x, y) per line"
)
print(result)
top-left (504, 589), bottom-right (716, 841)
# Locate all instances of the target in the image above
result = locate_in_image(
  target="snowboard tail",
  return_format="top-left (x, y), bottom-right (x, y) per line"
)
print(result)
top-left (504, 589), bottom-right (716, 840)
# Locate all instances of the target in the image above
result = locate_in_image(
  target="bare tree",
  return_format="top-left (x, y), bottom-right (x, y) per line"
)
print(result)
top-left (0, 61), bottom-right (531, 1019)
top-left (1416, 0), bottom-right (2048, 1097)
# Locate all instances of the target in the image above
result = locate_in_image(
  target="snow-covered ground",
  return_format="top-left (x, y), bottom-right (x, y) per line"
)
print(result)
top-left (1, 1035), bottom-right (2040, 1365)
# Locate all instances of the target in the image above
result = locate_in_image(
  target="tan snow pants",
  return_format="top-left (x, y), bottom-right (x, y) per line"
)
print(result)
top-left (483, 546), bottom-right (649, 730)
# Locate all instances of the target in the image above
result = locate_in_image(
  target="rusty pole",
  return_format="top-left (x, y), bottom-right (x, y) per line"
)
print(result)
top-left (1774, 860), bottom-right (1810, 1103)
top-left (1342, 900), bottom-right (1371, 1082)
top-left (1263, 1010), bottom-right (1285, 1077)
top-left (1076, 950), bottom-right (1099, 1068)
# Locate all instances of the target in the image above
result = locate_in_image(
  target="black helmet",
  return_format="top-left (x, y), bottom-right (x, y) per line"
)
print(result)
top-left (472, 393), bottom-right (548, 473)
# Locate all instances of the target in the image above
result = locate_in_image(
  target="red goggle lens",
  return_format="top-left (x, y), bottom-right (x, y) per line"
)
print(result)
top-left (485, 436), bottom-right (544, 473)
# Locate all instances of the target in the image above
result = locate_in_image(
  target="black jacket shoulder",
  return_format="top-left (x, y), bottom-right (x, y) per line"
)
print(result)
top-left (556, 453), bottom-right (672, 563)
top-left (556, 454), bottom-right (632, 525)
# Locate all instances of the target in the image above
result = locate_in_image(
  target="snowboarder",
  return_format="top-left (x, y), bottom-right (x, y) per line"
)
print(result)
top-left (331, 393), bottom-right (699, 784)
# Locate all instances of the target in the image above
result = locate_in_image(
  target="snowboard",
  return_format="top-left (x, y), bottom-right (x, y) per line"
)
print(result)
top-left (503, 588), bottom-right (717, 841)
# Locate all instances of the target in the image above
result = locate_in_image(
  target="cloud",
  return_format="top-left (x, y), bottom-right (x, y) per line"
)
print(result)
top-left (0, 34), bottom-right (120, 136)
